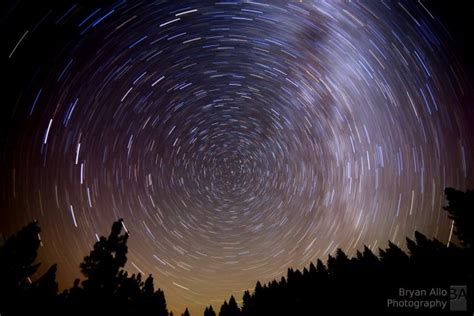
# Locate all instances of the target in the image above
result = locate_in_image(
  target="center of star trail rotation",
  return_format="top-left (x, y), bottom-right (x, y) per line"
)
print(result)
top-left (1, 1), bottom-right (473, 315)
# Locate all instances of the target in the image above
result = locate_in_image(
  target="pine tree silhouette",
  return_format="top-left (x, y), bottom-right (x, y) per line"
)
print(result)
top-left (0, 221), bottom-right (41, 299)
top-left (327, 248), bottom-right (350, 276)
top-left (64, 219), bottom-right (169, 315)
top-left (227, 295), bottom-right (240, 316)
top-left (1, 188), bottom-right (472, 315)
top-left (444, 187), bottom-right (473, 248)
top-left (181, 307), bottom-right (190, 316)
top-left (217, 188), bottom-right (473, 315)
top-left (241, 291), bottom-right (251, 316)
top-left (140, 274), bottom-right (168, 316)
top-left (0, 221), bottom-right (59, 315)
top-left (80, 218), bottom-right (128, 300)
top-left (219, 300), bottom-right (229, 316)
top-left (204, 305), bottom-right (216, 316)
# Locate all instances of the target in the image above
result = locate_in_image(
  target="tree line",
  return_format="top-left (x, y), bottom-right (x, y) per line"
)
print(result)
top-left (0, 187), bottom-right (472, 315)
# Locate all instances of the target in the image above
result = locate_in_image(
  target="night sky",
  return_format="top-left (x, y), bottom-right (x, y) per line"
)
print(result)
top-left (1, 1), bottom-right (473, 314)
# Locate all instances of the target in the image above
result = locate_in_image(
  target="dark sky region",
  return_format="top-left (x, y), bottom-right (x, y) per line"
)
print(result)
top-left (1, 1), bottom-right (473, 315)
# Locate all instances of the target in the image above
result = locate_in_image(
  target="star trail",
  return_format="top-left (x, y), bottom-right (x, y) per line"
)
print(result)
top-left (1, 1), bottom-right (473, 315)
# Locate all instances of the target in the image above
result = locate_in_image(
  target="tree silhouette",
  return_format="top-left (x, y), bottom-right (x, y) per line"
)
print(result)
top-left (0, 220), bottom-right (59, 314)
top-left (0, 221), bottom-right (41, 299)
top-left (204, 305), bottom-right (217, 316)
top-left (0, 188), bottom-right (472, 315)
top-left (216, 188), bottom-right (473, 314)
top-left (379, 241), bottom-right (409, 269)
top-left (182, 307), bottom-right (190, 316)
top-left (62, 219), bottom-right (169, 316)
top-left (444, 187), bottom-right (473, 248)
top-left (327, 248), bottom-right (351, 276)
top-left (80, 218), bottom-right (128, 299)
top-left (226, 295), bottom-right (240, 316)
top-left (219, 300), bottom-right (229, 316)
top-left (139, 274), bottom-right (168, 316)
top-left (241, 291), bottom-right (252, 316)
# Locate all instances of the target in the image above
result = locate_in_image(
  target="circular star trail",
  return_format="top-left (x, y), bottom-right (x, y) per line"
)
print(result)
top-left (1, 1), bottom-right (473, 314)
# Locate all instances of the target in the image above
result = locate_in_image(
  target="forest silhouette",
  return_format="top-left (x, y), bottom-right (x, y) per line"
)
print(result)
top-left (0, 187), bottom-right (472, 315)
